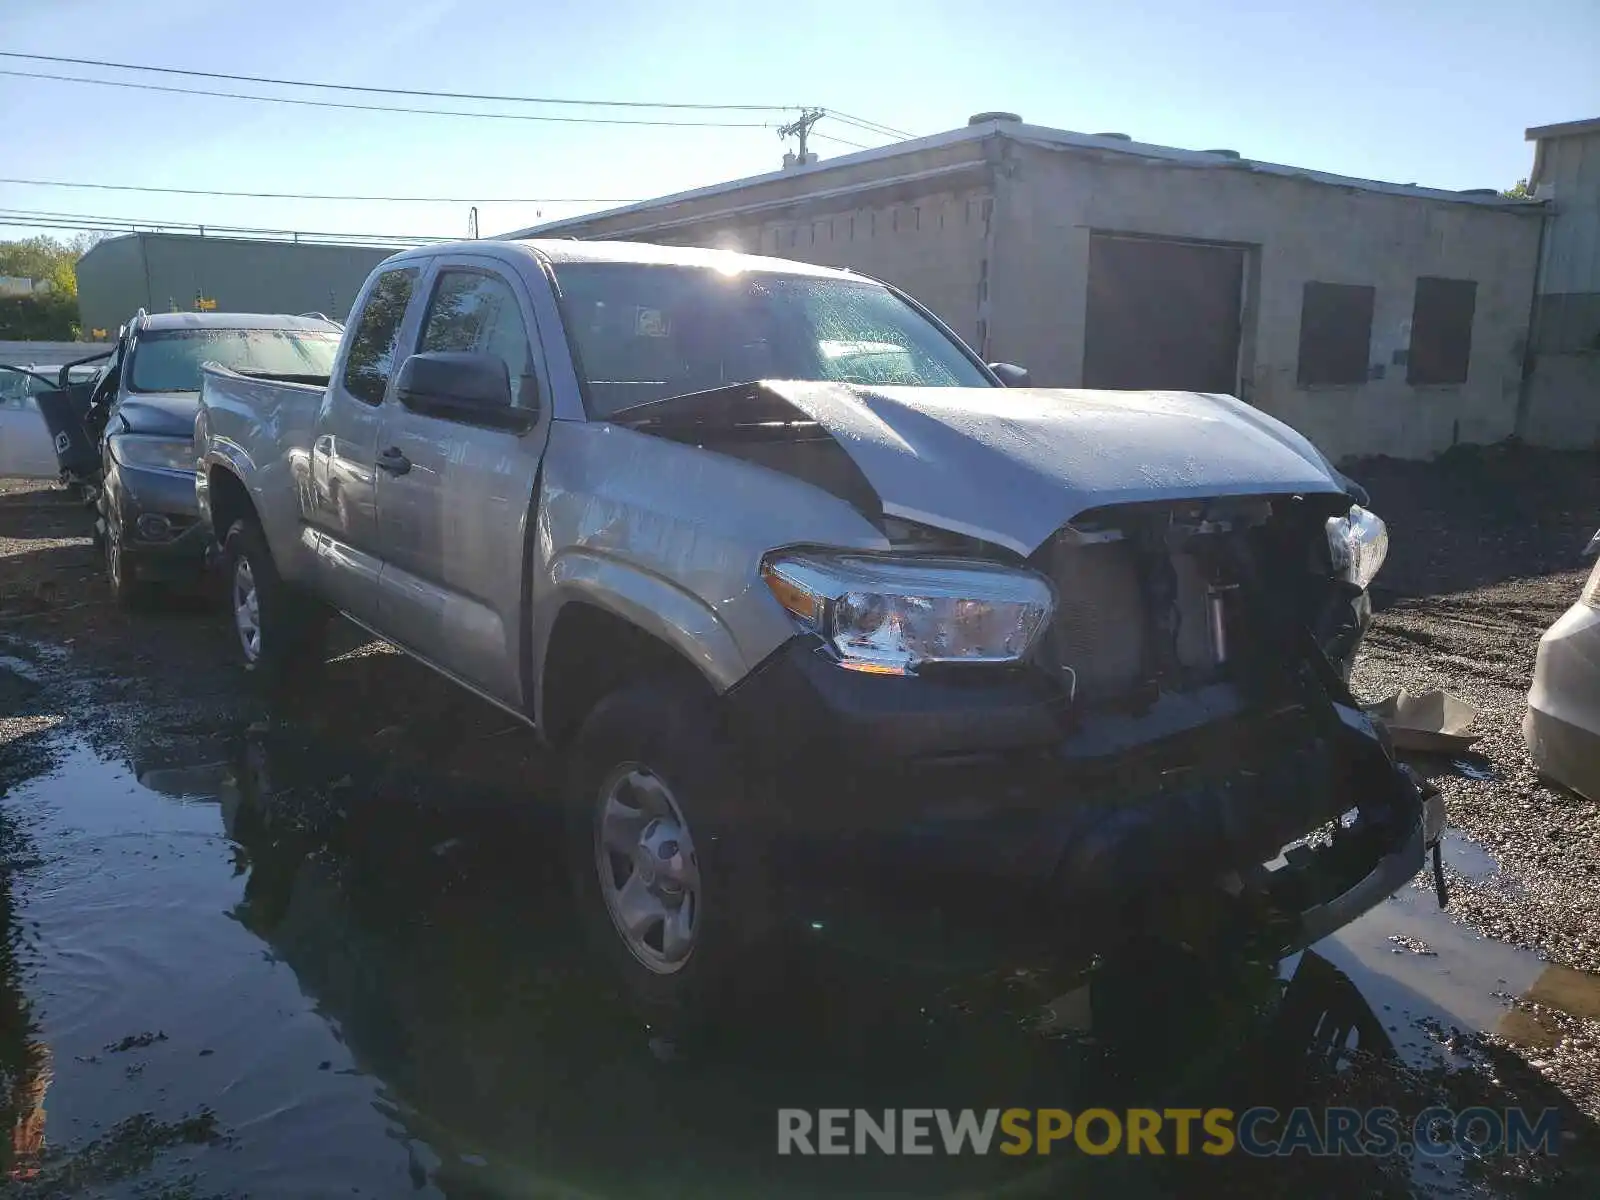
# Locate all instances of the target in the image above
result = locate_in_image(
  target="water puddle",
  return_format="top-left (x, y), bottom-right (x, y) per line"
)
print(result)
top-left (1439, 828), bottom-right (1502, 884)
top-left (1318, 826), bottom-right (1600, 1063)
top-left (1, 726), bottom-right (1595, 1197)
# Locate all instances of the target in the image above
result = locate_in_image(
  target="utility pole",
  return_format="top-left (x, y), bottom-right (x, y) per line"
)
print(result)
top-left (778, 108), bottom-right (824, 164)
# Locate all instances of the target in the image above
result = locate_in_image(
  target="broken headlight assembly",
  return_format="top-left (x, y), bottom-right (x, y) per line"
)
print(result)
top-left (762, 552), bottom-right (1055, 674)
top-left (1326, 505), bottom-right (1389, 589)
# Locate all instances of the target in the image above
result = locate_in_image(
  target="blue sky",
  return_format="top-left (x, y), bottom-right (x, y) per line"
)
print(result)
top-left (2, 0), bottom-right (1597, 246)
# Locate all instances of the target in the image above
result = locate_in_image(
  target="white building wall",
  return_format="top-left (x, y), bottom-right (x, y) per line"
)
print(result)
top-left (992, 146), bottom-right (1542, 462)
top-left (1522, 126), bottom-right (1600, 450)
top-left (533, 133), bottom-right (1544, 462)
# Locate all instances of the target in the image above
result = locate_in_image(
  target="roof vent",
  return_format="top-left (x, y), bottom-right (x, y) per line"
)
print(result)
top-left (1204, 148), bottom-right (1242, 159)
top-left (969, 111), bottom-right (1022, 126)
top-left (1093, 132), bottom-right (1132, 141)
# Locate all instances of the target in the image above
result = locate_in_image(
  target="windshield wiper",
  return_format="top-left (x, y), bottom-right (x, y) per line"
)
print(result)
top-left (606, 381), bottom-right (819, 436)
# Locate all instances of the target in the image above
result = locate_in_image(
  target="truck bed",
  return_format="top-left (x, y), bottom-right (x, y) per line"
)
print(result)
top-left (196, 363), bottom-right (327, 580)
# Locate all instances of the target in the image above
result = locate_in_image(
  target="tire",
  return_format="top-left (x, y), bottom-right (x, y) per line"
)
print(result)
top-left (564, 677), bottom-right (777, 1022)
top-left (221, 517), bottom-right (328, 687)
top-left (104, 518), bottom-right (153, 610)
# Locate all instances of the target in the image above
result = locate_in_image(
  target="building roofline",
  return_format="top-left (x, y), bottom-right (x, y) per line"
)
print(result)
top-left (505, 118), bottom-right (1537, 240)
top-left (1526, 117), bottom-right (1600, 141)
top-left (499, 121), bottom-right (999, 238)
top-left (76, 231), bottom-right (412, 265)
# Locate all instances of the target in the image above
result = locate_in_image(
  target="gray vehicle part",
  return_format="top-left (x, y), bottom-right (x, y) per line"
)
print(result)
top-left (532, 419), bottom-right (890, 710)
top-left (612, 380), bottom-right (1351, 556)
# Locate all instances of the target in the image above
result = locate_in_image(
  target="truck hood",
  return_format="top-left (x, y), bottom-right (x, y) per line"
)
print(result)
top-left (115, 391), bottom-right (200, 437)
top-left (615, 382), bottom-right (1352, 555)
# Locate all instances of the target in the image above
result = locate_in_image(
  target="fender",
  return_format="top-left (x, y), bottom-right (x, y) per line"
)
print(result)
top-left (196, 442), bottom-right (255, 525)
top-left (534, 549), bottom-right (747, 728)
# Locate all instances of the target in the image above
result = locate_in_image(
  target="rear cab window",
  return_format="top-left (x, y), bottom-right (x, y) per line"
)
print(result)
top-left (343, 267), bottom-right (420, 405)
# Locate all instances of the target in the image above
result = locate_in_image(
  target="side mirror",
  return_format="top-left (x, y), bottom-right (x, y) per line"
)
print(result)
top-left (396, 352), bottom-right (537, 431)
top-left (988, 362), bottom-right (1030, 388)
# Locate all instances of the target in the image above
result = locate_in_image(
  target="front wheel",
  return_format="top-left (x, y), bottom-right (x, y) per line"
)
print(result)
top-left (221, 518), bottom-right (328, 687)
top-left (104, 518), bottom-right (152, 609)
top-left (564, 677), bottom-right (777, 1022)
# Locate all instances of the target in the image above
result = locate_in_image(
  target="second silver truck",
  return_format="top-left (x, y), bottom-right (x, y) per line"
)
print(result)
top-left (196, 238), bottom-right (1441, 1017)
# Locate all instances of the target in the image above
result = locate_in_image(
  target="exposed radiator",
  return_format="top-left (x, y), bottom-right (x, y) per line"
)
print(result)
top-left (1043, 536), bottom-right (1218, 703)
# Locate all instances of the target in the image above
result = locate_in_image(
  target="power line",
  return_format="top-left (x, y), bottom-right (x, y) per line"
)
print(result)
top-left (0, 50), bottom-right (801, 112)
top-left (810, 131), bottom-right (872, 151)
top-left (0, 69), bottom-right (777, 128)
top-left (0, 206), bottom-right (447, 243)
top-left (0, 177), bottom-right (639, 204)
top-left (824, 109), bottom-right (915, 139)
top-left (0, 218), bottom-right (433, 246)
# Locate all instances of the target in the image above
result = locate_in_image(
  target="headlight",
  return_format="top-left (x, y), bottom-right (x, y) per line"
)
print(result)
top-left (761, 552), bottom-right (1054, 674)
top-left (1326, 505), bottom-right (1388, 590)
top-left (110, 434), bottom-right (193, 473)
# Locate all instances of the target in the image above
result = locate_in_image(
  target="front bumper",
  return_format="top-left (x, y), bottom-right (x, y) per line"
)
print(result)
top-left (1525, 599), bottom-right (1600, 801)
top-left (103, 457), bottom-right (210, 573)
top-left (726, 638), bottom-right (1435, 954)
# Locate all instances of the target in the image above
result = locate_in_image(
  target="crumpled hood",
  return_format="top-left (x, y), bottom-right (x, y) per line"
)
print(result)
top-left (114, 391), bottom-right (200, 437)
top-left (754, 382), bottom-right (1351, 555)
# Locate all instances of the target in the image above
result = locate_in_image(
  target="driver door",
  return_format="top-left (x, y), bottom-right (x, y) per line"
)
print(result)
top-left (374, 256), bottom-right (553, 706)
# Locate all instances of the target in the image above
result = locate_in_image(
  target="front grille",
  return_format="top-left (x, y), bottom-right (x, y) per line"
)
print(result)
top-left (1042, 536), bottom-right (1217, 703)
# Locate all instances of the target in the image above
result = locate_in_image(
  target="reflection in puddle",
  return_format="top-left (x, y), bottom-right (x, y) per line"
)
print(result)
top-left (1439, 828), bottom-right (1503, 885)
top-left (1, 729), bottom-right (1597, 1196)
top-left (134, 761), bottom-right (235, 801)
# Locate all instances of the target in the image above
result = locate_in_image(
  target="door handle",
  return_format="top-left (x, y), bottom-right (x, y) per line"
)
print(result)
top-left (376, 447), bottom-right (411, 476)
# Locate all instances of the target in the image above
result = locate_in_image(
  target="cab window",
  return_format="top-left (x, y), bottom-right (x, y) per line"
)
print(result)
top-left (416, 270), bottom-right (535, 408)
top-left (343, 267), bottom-right (420, 405)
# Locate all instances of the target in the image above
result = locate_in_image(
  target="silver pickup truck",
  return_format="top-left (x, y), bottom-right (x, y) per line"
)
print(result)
top-left (196, 238), bottom-right (1443, 1016)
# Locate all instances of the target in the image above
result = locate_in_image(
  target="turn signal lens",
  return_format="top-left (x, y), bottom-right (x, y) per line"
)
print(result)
top-left (762, 565), bottom-right (823, 625)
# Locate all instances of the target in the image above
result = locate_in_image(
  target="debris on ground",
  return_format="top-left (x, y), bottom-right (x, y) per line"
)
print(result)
top-left (1366, 687), bottom-right (1481, 754)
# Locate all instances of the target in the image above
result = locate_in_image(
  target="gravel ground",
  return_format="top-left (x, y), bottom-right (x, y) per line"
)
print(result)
top-left (1346, 445), bottom-right (1600, 974)
top-left (1345, 445), bottom-right (1600, 1126)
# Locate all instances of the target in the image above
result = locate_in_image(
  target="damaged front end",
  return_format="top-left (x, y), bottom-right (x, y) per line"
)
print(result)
top-left (1025, 492), bottom-right (1436, 950)
top-left (615, 381), bottom-right (1440, 956)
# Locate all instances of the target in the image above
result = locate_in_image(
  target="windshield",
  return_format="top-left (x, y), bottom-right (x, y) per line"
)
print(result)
top-left (127, 328), bottom-right (341, 393)
top-left (549, 263), bottom-right (992, 417)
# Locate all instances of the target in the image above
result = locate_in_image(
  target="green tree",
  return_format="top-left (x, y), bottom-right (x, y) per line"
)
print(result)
top-left (0, 235), bottom-right (96, 339)
top-left (1502, 179), bottom-right (1533, 199)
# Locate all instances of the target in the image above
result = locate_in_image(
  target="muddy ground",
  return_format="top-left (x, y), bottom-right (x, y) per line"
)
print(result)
top-left (1, 449), bottom-right (1598, 1198)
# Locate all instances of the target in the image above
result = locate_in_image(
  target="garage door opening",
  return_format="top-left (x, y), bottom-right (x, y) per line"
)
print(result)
top-left (1083, 234), bottom-right (1246, 395)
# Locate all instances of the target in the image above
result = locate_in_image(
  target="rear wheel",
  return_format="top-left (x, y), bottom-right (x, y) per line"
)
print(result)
top-left (222, 517), bottom-right (328, 687)
top-left (564, 677), bottom-right (777, 1022)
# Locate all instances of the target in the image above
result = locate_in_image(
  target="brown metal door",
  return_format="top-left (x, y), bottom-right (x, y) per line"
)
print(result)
top-left (1083, 234), bottom-right (1244, 394)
